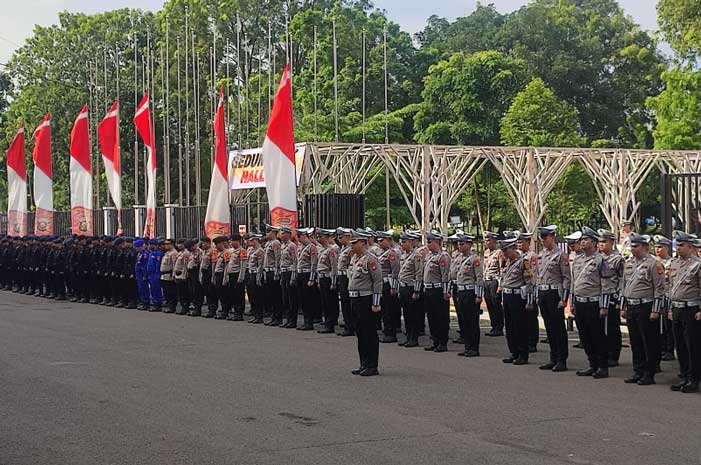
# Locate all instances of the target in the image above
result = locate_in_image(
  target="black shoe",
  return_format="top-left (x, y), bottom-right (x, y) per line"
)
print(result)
top-left (552, 363), bottom-right (568, 372)
top-left (671, 381), bottom-right (688, 392)
top-left (268, 319), bottom-right (282, 326)
top-left (433, 344), bottom-right (448, 353)
top-left (593, 368), bottom-right (609, 379)
top-left (188, 310), bottom-right (202, 317)
top-left (317, 327), bottom-right (335, 334)
top-left (502, 357), bottom-right (516, 364)
top-left (337, 330), bottom-right (355, 337)
top-left (539, 363), bottom-right (556, 370)
top-left (624, 374), bottom-right (642, 384)
top-left (202, 312), bottom-right (215, 318)
top-left (682, 382), bottom-right (699, 393)
top-left (661, 352), bottom-right (676, 361)
top-left (457, 351), bottom-right (467, 357)
top-left (351, 367), bottom-right (366, 375)
top-left (453, 337), bottom-right (464, 344)
top-left (149, 306), bottom-right (161, 312)
top-left (424, 345), bottom-right (437, 352)
top-left (283, 322), bottom-right (297, 328)
top-left (637, 377), bottom-right (655, 386)
top-left (576, 368), bottom-right (595, 377)
top-left (359, 368), bottom-right (379, 377)
top-left (380, 335), bottom-right (397, 343)
top-left (607, 360), bottom-right (619, 368)
top-left (297, 325), bottom-right (315, 331)
top-left (465, 350), bottom-right (480, 357)
top-left (513, 358), bottom-right (528, 366)
top-left (404, 340), bottom-right (419, 348)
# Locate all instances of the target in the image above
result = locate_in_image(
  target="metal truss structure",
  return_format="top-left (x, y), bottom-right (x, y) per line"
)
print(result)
top-left (300, 143), bottom-right (701, 236)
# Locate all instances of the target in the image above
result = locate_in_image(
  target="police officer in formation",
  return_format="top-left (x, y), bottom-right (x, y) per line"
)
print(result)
top-left (3, 225), bottom-right (701, 390)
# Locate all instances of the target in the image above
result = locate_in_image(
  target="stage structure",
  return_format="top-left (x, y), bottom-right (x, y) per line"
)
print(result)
top-left (296, 143), bottom-right (701, 236)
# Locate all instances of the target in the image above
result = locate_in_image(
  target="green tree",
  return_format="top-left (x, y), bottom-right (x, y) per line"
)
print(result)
top-left (414, 50), bottom-right (528, 145)
top-left (647, 67), bottom-right (701, 150)
top-left (500, 77), bottom-right (581, 147)
top-left (657, 0), bottom-right (701, 59)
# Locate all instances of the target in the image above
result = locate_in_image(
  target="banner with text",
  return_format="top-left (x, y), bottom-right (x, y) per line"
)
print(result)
top-left (228, 143), bottom-right (305, 190)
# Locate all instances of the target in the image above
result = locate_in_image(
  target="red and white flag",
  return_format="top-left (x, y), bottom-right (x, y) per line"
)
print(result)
top-left (6, 123), bottom-right (27, 237)
top-left (32, 113), bottom-right (53, 236)
top-left (204, 87), bottom-right (231, 239)
top-left (262, 65), bottom-right (298, 228)
top-left (69, 104), bottom-right (93, 236)
top-left (134, 92), bottom-right (157, 237)
top-left (98, 100), bottom-right (122, 234)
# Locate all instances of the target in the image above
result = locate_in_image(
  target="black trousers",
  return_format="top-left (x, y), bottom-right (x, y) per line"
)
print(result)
top-left (162, 280), bottom-right (177, 311)
top-left (352, 295), bottom-right (379, 370)
top-left (453, 284), bottom-right (463, 336)
top-left (673, 310), bottom-right (690, 380)
top-left (457, 290), bottom-right (480, 352)
top-left (265, 271), bottom-right (283, 320)
top-left (399, 286), bottom-right (420, 343)
top-left (296, 272), bottom-right (314, 326)
top-left (673, 306), bottom-right (701, 383)
top-left (246, 274), bottom-right (264, 319)
top-left (607, 301), bottom-right (622, 362)
top-left (280, 271), bottom-right (297, 323)
top-left (484, 279), bottom-right (504, 332)
top-left (424, 288), bottom-right (449, 346)
top-left (213, 272), bottom-right (227, 316)
top-left (662, 314), bottom-right (675, 356)
top-left (338, 275), bottom-right (354, 333)
top-left (539, 290), bottom-right (568, 364)
top-left (528, 303), bottom-right (540, 349)
top-left (503, 292), bottom-right (528, 360)
top-left (202, 270), bottom-right (218, 315)
top-left (381, 282), bottom-right (400, 336)
top-left (176, 279), bottom-right (191, 312)
top-left (319, 277), bottom-right (339, 328)
top-left (574, 300), bottom-right (608, 370)
top-left (189, 270), bottom-right (204, 310)
top-left (627, 302), bottom-right (661, 378)
top-left (227, 272), bottom-right (245, 316)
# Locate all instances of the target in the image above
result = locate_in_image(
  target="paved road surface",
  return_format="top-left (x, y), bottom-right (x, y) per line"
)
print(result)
top-left (0, 292), bottom-right (697, 465)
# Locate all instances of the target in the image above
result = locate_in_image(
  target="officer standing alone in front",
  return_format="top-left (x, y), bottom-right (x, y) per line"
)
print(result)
top-left (348, 230), bottom-right (383, 377)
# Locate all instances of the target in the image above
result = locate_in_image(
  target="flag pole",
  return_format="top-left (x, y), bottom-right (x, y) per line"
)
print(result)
top-left (236, 12), bottom-right (242, 149)
top-left (313, 25), bottom-right (318, 143)
top-left (362, 27), bottom-right (366, 144)
top-left (184, 6), bottom-right (191, 206)
top-left (333, 18), bottom-right (339, 142)
top-left (194, 36), bottom-right (202, 206)
top-left (132, 14), bottom-right (139, 207)
top-left (177, 35), bottom-right (183, 206)
top-left (165, 16), bottom-right (171, 205)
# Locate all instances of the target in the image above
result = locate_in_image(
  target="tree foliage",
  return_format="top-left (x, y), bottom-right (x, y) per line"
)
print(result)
top-left (500, 78), bottom-right (581, 147)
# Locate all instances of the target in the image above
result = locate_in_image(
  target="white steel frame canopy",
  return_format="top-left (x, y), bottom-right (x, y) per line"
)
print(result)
top-left (298, 143), bottom-right (700, 236)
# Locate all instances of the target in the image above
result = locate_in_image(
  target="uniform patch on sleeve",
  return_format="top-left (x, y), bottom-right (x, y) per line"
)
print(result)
top-left (389, 251), bottom-right (396, 260)
top-left (240, 249), bottom-right (248, 259)
top-left (531, 256), bottom-right (537, 266)
top-left (439, 258), bottom-right (447, 267)
top-left (474, 258), bottom-right (480, 267)
top-left (562, 254), bottom-right (569, 264)
top-left (369, 260), bottom-right (377, 271)
top-left (656, 263), bottom-right (664, 275)
top-left (273, 242), bottom-right (280, 250)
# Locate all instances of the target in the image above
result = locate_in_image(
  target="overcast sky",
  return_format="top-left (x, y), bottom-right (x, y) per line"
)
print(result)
top-left (0, 0), bottom-right (661, 63)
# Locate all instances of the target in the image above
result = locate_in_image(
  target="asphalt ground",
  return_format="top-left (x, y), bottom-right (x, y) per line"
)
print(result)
top-left (0, 291), bottom-right (698, 465)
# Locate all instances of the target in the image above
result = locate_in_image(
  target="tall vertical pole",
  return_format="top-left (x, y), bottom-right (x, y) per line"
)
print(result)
top-left (257, 55), bottom-right (262, 145)
top-left (194, 43), bottom-right (201, 206)
top-left (332, 18), bottom-right (339, 142)
top-left (313, 25), bottom-right (318, 142)
top-left (184, 6), bottom-right (191, 206)
top-left (161, 46), bottom-right (169, 204)
top-left (244, 45), bottom-right (250, 146)
top-left (226, 38), bottom-right (231, 143)
top-left (176, 36), bottom-right (183, 206)
top-left (114, 43), bottom-right (121, 213)
top-left (267, 20), bottom-right (272, 117)
top-left (384, 25), bottom-right (390, 228)
top-left (236, 12), bottom-right (242, 149)
top-left (133, 14), bottom-right (139, 206)
top-left (362, 27), bottom-right (366, 144)
top-left (165, 17), bottom-right (171, 205)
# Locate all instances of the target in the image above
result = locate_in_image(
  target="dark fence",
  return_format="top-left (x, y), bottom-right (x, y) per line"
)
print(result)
top-left (303, 193), bottom-right (365, 229)
top-left (661, 173), bottom-right (701, 239)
